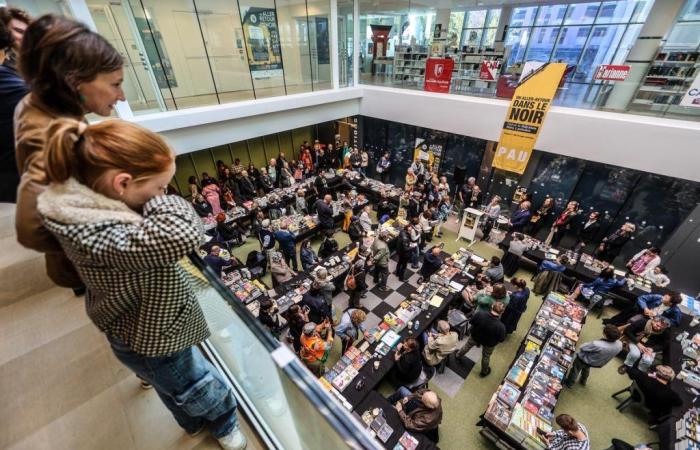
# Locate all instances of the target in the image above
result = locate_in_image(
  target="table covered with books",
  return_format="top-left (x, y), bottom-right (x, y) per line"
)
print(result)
top-left (499, 234), bottom-right (660, 302)
top-left (478, 292), bottom-right (588, 450)
top-left (353, 391), bottom-right (437, 450)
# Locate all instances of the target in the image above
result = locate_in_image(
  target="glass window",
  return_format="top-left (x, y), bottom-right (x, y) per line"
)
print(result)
top-left (526, 27), bottom-right (559, 62)
top-left (680, 0), bottom-right (700, 21)
top-left (596, 1), bottom-right (635, 24)
top-left (465, 10), bottom-right (487, 29)
top-left (486, 9), bottom-right (501, 28)
top-left (256, 0), bottom-right (301, 96)
top-left (361, 117), bottom-right (388, 172)
top-left (630, 0), bottom-right (654, 22)
top-left (535, 5), bottom-right (567, 26)
top-left (338, 0), bottom-right (354, 87)
top-left (482, 28), bottom-right (498, 49)
top-left (386, 122), bottom-right (415, 186)
top-left (612, 23), bottom-right (642, 64)
top-left (462, 29), bottom-right (483, 48)
top-left (570, 163), bottom-right (641, 242)
top-left (440, 135), bottom-right (486, 189)
top-left (195, 0), bottom-right (256, 104)
top-left (552, 26), bottom-right (591, 65)
top-left (607, 174), bottom-right (700, 263)
top-left (505, 28), bottom-right (531, 66)
top-left (307, 0), bottom-right (332, 90)
top-left (528, 154), bottom-right (586, 211)
top-left (577, 24), bottom-right (626, 81)
top-left (564, 2), bottom-right (600, 25)
top-left (448, 11), bottom-right (466, 40)
top-left (510, 7), bottom-right (538, 28)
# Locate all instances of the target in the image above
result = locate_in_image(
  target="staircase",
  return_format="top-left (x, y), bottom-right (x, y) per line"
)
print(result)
top-left (0, 203), bottom-right (232, 450)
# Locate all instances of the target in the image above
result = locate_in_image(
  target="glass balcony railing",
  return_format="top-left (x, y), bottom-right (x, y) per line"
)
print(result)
top-left (181, 253), bottom-right (379, 450)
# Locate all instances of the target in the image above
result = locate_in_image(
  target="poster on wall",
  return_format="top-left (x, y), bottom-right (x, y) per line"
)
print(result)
top-left (315, 17), bottom-right (330, 64)
top-left (240, 7), bottom-right (283, 80)
top-left (413, 138), bottom-right (443, 175)
top-left (480, 60), bottom-right (501, 81)
top-left (492, 63), bottom-right (567, 174)
top-left (681, 72), bottom-right (700, 107)
top-left (593, 64), bottom-right (630, 81)
top-left (424, 58), bottom-right (454, 93)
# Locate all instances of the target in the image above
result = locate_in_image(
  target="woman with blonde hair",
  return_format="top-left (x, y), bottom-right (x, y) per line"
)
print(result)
top-left (37, 118), bottom-right (246, 450)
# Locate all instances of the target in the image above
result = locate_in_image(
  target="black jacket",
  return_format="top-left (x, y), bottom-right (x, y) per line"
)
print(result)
top-left (193, 200), bottom-right (213, 217)
top-left (398, 229), bottom-right (413, 257)
top-left (348, 220), bottom-right (364, 242)
top-left (315, 176), bottom-right (329, 196)
top-left (301, 291), bottom-right (331, 324)
top-left (577, 219), bottom-right (601, 243)
top-left (407, 199), bottom-right (421, 219)
top-left (319, 237), bottom-right (339, 259)
top-left (315, 199), bottom-right (334, 229)
top-left (469, 311), bottom-right (506, 348)
top-left (627, 366), bottom-right (682, 418)
top-left (239, 177), bottom-right (256, 200)
top-left (624, 318), bottom-right (670, 353)
top-left (395, 349), bottom-right (423, 384)
top-left (0, 60), bottom-right (28, 202)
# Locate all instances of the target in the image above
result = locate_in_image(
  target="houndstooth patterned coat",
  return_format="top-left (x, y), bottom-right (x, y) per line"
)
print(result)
top-left (37, 178), bottom-right (210, 357)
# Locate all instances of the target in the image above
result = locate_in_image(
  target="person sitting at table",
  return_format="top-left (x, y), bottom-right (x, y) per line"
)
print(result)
top-left (270, 251), bottom-right (296, 290)
top-left (604, 291), bottom-right (682, 328)
top-left (627, 247), bottom-right (661, 277)
top-left (619, 316), bottom-right (671, 372)
top-left (457, 302), bottom-right (507, 377)
top-left (622, 365), bottom-right (682, 425)
top-left (502, 233), bottom-right (528, 277)
top-left (645, 266), bottom-right (671, 288)
top-left (318, 229), bottom-right (339, 259)
top-left (564, 324), bottom-right (622, 388)
top-left (500, 278), bottom-right (530, 335)
top-left (275, 222), bottom-right (298, 271)
top-left (388, 388), bottom-right (443, 435)
top-left (392, 338), bottom-right (423, 386)
top-left (299, 320), bottom-right (334, 376)
top-left (509, 201), bottom-right (532, 233)
top-left (539, 254), bottom-right (569, 273)
top-left (204, 245), bottom-right (233, 276)
top-left (568, 267), bottom-right (627, 309)
top-left (483, 256), bottom-right (504, 283)
top-left (422, 320), bottom-right (459, 370)
top-left (419, 246), bottom-right (443, 284)
top-left (466, 283), bottom-right (510, 313)
top-left (574, 211), bottom-right (601, 253)
top-left (215, 212), bottom-right (244, 246)
top-left (336, 308), bottom-right (367, 353)
top-left (258, 298), bottom-right (285, 339)
top-left (542, 414), bottom-right (590, 450)
top-left (192, 193), bottom-right (213, 217)
top-left (376, 193), bottom-right (397, 223)
top-left (299, 239), bottom-right (318, 272)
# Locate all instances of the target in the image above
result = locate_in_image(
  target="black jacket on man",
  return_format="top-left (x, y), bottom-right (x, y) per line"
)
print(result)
top-left (315, 199), bottom-right (334, 230)
top-left (469, 311), bottom-right (506, 348)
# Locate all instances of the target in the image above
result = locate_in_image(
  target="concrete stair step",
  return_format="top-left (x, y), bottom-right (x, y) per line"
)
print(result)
top-left (0, 202), bottom-right (16, 239)
top-left (0, 235), bottom-right (55, 308)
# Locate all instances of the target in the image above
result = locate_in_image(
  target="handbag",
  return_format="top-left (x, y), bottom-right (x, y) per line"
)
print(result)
top-left (345, 265), bottom-right (357, 290)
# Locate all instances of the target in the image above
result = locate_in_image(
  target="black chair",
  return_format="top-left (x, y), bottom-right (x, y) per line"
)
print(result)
top-left (612, 380), bottom-right (646, 412)
top-left (422, 427), bottom-right (439, 444)
top-left (556, 274), bottom-right (577, 295)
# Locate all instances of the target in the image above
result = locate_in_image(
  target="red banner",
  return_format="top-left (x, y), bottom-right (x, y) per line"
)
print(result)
top-left (593, 64), bottom-right (631, 81)
top-left (424, 58), bottom-right (454, 93)
top-left (479, 60), bottom-right (501, 81)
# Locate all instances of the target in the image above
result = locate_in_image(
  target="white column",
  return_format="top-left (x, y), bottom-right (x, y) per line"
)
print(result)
top-left (604, 0), bottom-right (685, 110)
top-left (495, 6), bottom-right (513, 51)
top-left (353, 0), bottom-right (360, 86)
top-left (330, 0), bottom-right (340, 89)
top-left (435, 8), bottom-right (451, 36)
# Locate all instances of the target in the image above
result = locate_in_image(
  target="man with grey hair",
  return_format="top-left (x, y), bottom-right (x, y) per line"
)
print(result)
top-left (457, 176), bottom-right (477, 222)
top-left (387, 388), bottom-right (443, 433)
top-left (623, 364), bottom-right (681, 424)
top-left (422, 320), bottom-right (458, 368)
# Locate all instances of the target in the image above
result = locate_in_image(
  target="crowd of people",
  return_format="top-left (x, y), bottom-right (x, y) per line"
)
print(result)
top-left (0, 7), bottom-right (683, 450)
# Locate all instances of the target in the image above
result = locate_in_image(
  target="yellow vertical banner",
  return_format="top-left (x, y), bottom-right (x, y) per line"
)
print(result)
top-left (492, 63), bottom-right (567, 174)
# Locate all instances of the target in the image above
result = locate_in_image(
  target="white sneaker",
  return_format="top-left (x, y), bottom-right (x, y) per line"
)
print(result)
top-left (218, 426), bottom-right (247, 450)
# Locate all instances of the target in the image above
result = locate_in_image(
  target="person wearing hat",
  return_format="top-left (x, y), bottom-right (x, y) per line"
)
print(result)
top-left (372, 231), bottom-right (391, 291)
top-left (299, 320), bottom-right (334, 375)
top-left (269, 251), bottom-right (296, 290)
top-left (624, 364), bottom-right (682, 423)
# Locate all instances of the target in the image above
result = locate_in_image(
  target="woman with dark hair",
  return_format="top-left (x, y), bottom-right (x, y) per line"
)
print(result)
top-left (15, 14), bottom-right (124, 292)
top-left (300, 239), bottom-right (319, 272)
top-left (392, 337), bottom-right (423, 385)
top-left (286, 304), bottom-right (308, 352)
top-left (187, 175), bottom-right (200, 199)
top-left (569, 267), bottom-right (626, 307)
top-left (527, 197), bottom-right (554, 237)
top-left (500, 278), bottom-right (530, 334)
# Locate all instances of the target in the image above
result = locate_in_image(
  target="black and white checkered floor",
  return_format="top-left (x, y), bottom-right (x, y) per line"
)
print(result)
top-left (277, 254), bottom-right (486, 398)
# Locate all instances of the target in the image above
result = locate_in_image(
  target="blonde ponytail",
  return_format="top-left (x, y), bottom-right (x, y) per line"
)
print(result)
top-left (44, 118), bottom-right (86, 184)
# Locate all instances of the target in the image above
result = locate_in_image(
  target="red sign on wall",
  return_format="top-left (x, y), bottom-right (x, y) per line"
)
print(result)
top-left (424, 58), bottom-right (455, 93)
top-left (593, 64), bottom-right (631, 81)
top-left (479, 60), bottom-right (501, 81)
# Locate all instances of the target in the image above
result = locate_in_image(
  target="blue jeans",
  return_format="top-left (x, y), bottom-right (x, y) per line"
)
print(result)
top-left (108, 336), bottom-right (238, 438)
top-left (387, 386), bottom-right (413, 404)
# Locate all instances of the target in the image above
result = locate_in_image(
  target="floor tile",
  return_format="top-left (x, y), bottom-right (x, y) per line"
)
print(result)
top-left (364, 312), bottom-right (382, 329)
top-left (396, 283), bottom-right (416, 297)
top-left (430, 367), bottom-right (465, 399)
top-left (361, 292), bottom-right (382, 311)
top-left (385, 291), bottom-right (406, 308)
top-left (371, 302), bottom-right (394, 319)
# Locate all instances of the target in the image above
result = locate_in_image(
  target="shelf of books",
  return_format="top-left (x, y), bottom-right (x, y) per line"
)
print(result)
top-left (448, 50), bottom-right (504, 95)
top-left (481, 292), bottom-right (588, 450)
top-left (630, 46), bottom-right (700, 115)
top-left (392, 45), bottom-right (429, 86)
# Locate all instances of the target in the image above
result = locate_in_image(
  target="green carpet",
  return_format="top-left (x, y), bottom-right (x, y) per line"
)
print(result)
top-left (227, 220), bottom-right (655, 449)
